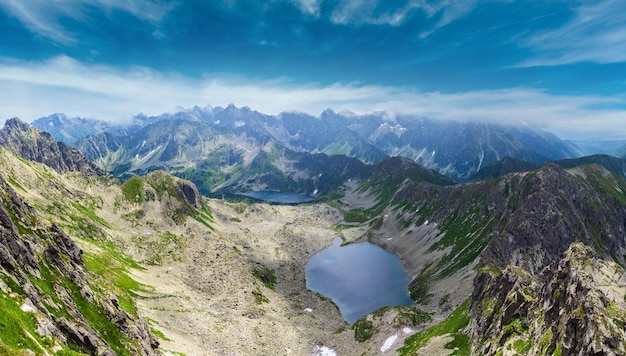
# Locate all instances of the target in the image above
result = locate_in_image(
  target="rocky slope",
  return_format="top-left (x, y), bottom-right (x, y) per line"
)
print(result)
top-left (0, 151), bottom-right (159, 355)
top-left (0, 117), bottom-right (104, 176)
top-left (344, 159), bottom-right (626, 355)
top-left (471, 243), bottom-right (626, 355)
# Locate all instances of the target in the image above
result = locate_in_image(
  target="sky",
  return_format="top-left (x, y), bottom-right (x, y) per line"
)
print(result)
top-left (0, 0), bottom-right (625, 139)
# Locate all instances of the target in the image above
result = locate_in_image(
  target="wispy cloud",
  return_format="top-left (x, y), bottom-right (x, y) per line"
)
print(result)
top-left (0, 56), bottom-right (624, 139)
top-left (521, 0), bottom-right (626, 66)
top-left (327, 0), bottom-right (477, 32)
top-left (0, 0), bottom-right (172, 44)
top-left (289, 0), bottom-right (322, 17)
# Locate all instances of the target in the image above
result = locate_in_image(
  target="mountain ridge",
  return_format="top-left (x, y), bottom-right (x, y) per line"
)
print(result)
top-left (30, 104), bottom-right (582, 181)
top-left (470, 153), bottom-right (626, 181)
top-left (1, 117), bottom-right (105, 177)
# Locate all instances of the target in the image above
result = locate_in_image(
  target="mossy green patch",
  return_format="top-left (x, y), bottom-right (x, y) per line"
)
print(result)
top-left (445, 333), bottom-right (471, 355)
top-left (399, 298), bottom-right (470, 355)
top-left (343, 208), bottom-right (371, 223)
top-left (252, 265), bottom-right (276, 291)
top-left (121, 176), bottom-right (144, 204)
top-left (252, 288), bottom-right (269, 304)
top-left (351, 318), bottom-right (377, 342)
top-left (83, 249), bottom-right (151, 317)
top-left (70, 202), bottom-right (111, 229)
top-left (5, 176), bottom-right (26, 192)
top-left (512, 338), bottom-right (532, 354)
top-left (0, 292), bottom-right (44, 353)
top-left (392, 306), bottom-right (432, 327)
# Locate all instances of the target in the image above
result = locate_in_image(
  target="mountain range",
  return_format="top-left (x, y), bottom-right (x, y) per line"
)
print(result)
top-left (3, 113), bottom-right (626, 355)
top-left (32, 105), bottom-right (583, 186)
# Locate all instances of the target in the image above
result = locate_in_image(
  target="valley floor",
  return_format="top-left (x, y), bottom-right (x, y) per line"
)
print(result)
top-left (127, 201), bottom-right (369, 355)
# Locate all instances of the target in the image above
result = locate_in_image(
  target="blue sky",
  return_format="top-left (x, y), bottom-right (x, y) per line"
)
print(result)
top-left (0, 0), bottom-right (625, 139)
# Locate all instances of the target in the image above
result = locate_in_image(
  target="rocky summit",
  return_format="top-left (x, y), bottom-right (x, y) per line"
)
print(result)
top-left (1, 117), bottom-right (626, 355)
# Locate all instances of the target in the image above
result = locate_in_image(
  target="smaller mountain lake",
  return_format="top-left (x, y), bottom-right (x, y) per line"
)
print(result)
top-left (305, 239), bottom-right (414, 324)
top-left (237, 191), bottom-right (315, 204)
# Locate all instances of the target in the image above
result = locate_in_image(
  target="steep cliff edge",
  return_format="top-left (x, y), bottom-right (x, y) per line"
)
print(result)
top-left (0, 171), bottom-right (159, 355)
top-left (471, 243), bottom-right (626, 355)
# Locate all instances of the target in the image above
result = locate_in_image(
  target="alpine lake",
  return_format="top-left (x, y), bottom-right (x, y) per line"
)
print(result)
top-left (237, 191), bottom-right (414, 323)
top-left (305, 239), bottom-right (414, 324)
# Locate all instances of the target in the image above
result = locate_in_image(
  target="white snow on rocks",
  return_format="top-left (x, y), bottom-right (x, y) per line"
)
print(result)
top-left (310, 345), bottom-right (337, 356)
top-left (380, 334), bottom-right (398, 352)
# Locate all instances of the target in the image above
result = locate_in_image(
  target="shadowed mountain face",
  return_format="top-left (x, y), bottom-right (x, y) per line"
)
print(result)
top-left (470, 154), bottom-right (626, 182)
top-left (32, 105), bottom-right (582, 182)
top-left (356, 160), bottom-right (626, 355)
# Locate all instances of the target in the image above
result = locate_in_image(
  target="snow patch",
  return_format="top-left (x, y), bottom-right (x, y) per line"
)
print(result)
top-left (402, 327), bottom-right (413, 334)
top-left (304, 307), bottom-right (313, 312)
top-left (310, 345), bottom-right (336, 356)
top-left (380, 334), bottom-right (398, 352)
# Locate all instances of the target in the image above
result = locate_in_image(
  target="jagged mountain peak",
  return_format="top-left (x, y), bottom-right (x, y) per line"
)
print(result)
top-left (471, 153), bottom-right (626, 182)
top-left (5, 116), bottom-right (31, 131)
top-left (0, 118), bottom-right (105, 176)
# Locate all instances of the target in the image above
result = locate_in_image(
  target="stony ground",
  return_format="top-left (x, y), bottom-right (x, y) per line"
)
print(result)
top-left (130, 201), bottom-right (357, 356)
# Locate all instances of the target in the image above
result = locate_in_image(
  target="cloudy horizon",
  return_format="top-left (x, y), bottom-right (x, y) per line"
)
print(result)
top-left (1, 0), bottom-right (625, 140)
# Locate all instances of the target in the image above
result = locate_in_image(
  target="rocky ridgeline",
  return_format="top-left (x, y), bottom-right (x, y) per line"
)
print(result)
top-left (0, 172), bottom-right (160, 355)
top-left (0, 118), bottom-right (104, 176)
top-left (482, 163), bottom-right (626, 271)
top-left (471, 243), bottom-right (626, 355)
top-left (378, 161), bottom-right (626, 354)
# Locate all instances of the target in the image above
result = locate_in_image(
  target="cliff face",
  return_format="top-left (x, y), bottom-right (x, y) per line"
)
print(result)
top-left (482, 163), bottom-right (626, 272)
top-left (0, 118), bottom-right (104, 176)
top-left (471, 243), bottom-right (626, 355)
top-left (358, 158), bottom-right (626, 354)
top-left (0, 166), bottom-right (159, 354)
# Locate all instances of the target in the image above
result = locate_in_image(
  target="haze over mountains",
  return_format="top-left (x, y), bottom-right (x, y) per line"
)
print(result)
top-left (32, 105), bottom-right (584, 190)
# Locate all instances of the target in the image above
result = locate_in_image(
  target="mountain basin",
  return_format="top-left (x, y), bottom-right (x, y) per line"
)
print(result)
top-left (305, 239), bottom-right (414, 324)
top-left (237, 191), bottom-right (315, 204)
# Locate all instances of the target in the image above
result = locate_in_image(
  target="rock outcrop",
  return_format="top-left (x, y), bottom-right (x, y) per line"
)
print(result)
top-left (470, 243), bottom-right (626, 355)
top-left (0, 117), bottom-right (104, 176)
top-left (0, 172), bottom-right (160, 355)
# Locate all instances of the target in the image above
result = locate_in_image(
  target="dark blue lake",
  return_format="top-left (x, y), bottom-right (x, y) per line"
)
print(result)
top-left (237, 191), bottom-right (315, 204)
top-left (305, 239), bottom-right (414, 324)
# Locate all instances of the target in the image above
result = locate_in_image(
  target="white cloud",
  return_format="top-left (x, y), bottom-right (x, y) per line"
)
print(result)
top-left (521, 0), bottom-right (626, 66)
top-left (0, 56), bottom-right (624, 139)
top-left (329, 0), bottom-right (477, 32)
top-left (0, 0), bottom-right (172, 44)
top-left (289, 0), bottom-right (322, 17)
